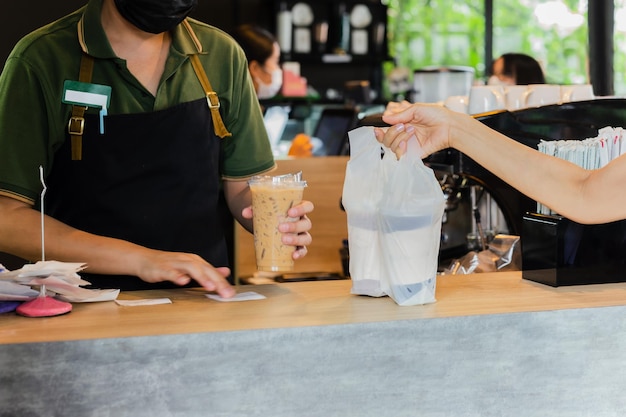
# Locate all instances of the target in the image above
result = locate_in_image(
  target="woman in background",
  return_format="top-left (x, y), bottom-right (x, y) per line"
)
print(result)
top-left (232, 24), bottom-right (312, 157)
top-left (386, 53), bottom-right (546, 114)
top-left (231, 24), bottom-right (283, 100)
top-left (489, 53), bottom-right (546, 86)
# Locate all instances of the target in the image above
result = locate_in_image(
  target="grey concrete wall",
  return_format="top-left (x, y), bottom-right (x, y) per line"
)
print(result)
top-left (3, 305), bottom-right (626, 416)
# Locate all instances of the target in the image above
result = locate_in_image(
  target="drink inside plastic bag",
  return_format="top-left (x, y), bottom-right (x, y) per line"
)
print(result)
top-left (379, 210), bottom-right (441, 305)
top-left (346, 210), bottom-right (385, 297)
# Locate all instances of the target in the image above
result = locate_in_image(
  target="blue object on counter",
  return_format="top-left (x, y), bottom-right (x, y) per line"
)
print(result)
top-left (0, 301), bottom-right (23, 314)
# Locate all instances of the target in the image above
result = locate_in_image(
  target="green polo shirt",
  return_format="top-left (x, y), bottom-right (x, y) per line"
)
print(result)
top-left (0, 0), bottom-right (274, 204)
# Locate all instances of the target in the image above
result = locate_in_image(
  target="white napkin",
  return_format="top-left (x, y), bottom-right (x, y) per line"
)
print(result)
top-left (0, 281), bottom-right (39, 301)
top-left (115, 298), bottom-right (172, 306)
top-left (0, 260), bottom-right (119, 303)
top-left (205, 291), bottom-right (266, 302)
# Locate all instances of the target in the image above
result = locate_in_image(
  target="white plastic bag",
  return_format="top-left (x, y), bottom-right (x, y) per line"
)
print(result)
top-left (342, 126), bottom-right (445, 306)
top-left (342, 127), bottom-right (387, 297)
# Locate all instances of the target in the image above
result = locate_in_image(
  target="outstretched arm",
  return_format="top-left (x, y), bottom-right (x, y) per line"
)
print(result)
top-left (374, 103), bottom-right (626, 224)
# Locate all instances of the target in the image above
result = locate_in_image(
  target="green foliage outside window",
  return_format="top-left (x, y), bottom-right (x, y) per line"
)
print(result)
top-left (381, 0), bottom-right (616, 100)
top-left (384, 0), bottom-right (485, 75)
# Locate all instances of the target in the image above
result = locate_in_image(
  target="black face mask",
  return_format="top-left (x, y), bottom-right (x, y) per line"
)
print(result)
top-left (114, 0), bottom-right (198, 34)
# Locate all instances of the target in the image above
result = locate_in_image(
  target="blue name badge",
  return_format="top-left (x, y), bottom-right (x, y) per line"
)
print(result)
top-left (62, 80), bottom-right (112, 134)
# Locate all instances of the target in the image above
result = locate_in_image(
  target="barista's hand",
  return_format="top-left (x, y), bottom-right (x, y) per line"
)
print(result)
top-left (374, 103), bottom-right (454, 159)
top-left (136, 251), bottom-right (235, 298)
top-left (242, 200), bottom-right (314, 259)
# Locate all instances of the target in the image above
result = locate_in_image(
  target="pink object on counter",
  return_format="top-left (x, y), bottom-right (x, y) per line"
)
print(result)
top-left (16, 296), bottom-right (72, 318)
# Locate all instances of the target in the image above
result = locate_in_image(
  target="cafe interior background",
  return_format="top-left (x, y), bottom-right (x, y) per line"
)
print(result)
top-left (6, 3), bottom-right (626, 414)
top-left (5, 0), bottom-right (626, 97)
top-left (2, 0), bottom-right (626, 282)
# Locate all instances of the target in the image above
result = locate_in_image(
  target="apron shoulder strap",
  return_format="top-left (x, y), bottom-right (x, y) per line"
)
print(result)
top-left (68, 53), bottom-right (95, 161)
top-left (182, 19), bottom-right (232, 139)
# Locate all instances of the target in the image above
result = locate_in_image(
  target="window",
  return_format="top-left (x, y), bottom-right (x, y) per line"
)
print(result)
top-left (385, 0), bottom-right (485, 81)
top-left (384, 0), bottom-right (597, 98)
top-left (615, 1), bottom-right (626, 95)
top-left (493, 1), bottom-right (587, 85)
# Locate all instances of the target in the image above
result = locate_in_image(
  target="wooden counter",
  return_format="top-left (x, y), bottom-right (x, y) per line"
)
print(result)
top-left (4, 271), bottom-right (626, 345)
top-left (4, 272), bottom-right (626, 416)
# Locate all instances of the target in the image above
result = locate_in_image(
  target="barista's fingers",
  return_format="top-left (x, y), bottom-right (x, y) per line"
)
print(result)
top-left (241, 206), bottom-right (253, 219)
top-left (292, 244), bottom-right (308, 259)
top-left (287, 200), bottom-right (314, 218)
top-left (281, 214), bottom-right (311, 232)
top-left (181, 265), bottom-right (234, 298)
top-left (139, 252), bottom-right (235, 298)
top-left (279, 216), bottom-right (312, 243)
top-left (282, 201), bottom-right (313, 236)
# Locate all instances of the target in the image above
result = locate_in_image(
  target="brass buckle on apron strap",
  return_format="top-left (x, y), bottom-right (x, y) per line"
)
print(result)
top-left (206, 92), bottom-right (220, 109)
top-left (68, 113), bottom-right (86, 135)
top-left (182, 19), bottom-right (232, 139)
top-left (68, 111), bottom-right (86, 161)
top-left (69, 51), bottom-right (95, 161)
top-left (189, 54), bottom-right (232, 139)
top-left (68, 107), bottom-right (88, 161)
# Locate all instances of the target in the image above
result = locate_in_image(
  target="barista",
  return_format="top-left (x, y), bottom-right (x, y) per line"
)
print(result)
top-left (0, 0), bottom-right (314, 295)
top-left (375, 103), bottom-right (626, 225)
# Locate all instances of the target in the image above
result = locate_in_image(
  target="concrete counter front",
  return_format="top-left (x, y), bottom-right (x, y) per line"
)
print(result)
top-left (2, 272), bottom-right (626, 416)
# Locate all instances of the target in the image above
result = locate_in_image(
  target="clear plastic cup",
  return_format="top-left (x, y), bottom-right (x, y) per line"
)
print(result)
top-left (249, 172), bottom-right (307, 272)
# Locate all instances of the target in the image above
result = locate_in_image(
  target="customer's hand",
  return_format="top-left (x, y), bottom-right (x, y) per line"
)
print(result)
top-left (383, 100), bottom-right (412, 116)
top-left (374, 103), bottom-right (454, 159)
top-left (242, 199), bottom-right (314, 259)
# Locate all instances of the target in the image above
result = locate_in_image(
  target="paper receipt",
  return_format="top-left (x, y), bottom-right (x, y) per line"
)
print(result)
top-left (205, 291), bottom-right (266, 302)
top-left (115, 298), bottom-right (172, 306)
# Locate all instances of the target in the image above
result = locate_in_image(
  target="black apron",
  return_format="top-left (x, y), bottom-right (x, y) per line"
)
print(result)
top-left (47, 59), bottom-right (230, 290)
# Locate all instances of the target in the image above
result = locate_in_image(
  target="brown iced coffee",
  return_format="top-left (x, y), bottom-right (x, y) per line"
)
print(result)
top-left (249, 174), bottom-right (306, 272)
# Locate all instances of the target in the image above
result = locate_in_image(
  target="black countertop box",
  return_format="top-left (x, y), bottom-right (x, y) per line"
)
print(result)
top-left (522, 213), bottom-right (626, 286)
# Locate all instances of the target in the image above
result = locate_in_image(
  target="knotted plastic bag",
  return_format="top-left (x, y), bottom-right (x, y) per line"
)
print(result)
top-left (342, 126), bottom-right (445, 306)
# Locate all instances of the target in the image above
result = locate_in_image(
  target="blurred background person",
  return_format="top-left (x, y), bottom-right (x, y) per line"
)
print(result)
top-left (232, 24), bottom-right (312, 157)
top-left (488, 53), bottom-right (546, 86)
top-left (231, 24), bottom-right (283, 100)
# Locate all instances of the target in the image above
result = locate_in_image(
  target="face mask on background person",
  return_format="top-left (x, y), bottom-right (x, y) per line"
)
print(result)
top-left (114, 0), bottom-right (198, 34)
top-left (256, 69), bottom-right (283, 99)
top-left (487, 75), bottom-right (514, 87)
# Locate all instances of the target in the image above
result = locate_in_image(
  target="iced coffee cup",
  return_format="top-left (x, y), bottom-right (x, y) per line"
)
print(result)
top-left (249, 172), bottom-right (307, 272)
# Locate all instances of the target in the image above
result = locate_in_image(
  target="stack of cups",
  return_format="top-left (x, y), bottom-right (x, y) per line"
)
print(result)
top-left (446, 84), bottom-right (595, 115)
top-left (467, 85), bottom-right (506, 114)
top-left (559, 84), bottom-right (595, 104)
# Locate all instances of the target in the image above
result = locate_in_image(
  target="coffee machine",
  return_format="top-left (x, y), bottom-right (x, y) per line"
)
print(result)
top-left (411, 66), bottom-right (474, 104)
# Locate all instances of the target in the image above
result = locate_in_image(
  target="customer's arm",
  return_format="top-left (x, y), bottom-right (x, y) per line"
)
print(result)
top-left (375, 103), bottom-right (626, 224)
